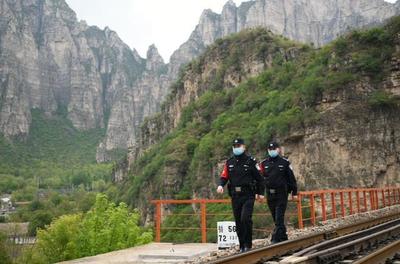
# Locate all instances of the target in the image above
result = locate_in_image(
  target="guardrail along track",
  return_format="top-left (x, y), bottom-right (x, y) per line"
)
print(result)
top-left (280, 218), bottom-right (400, 263)
top-left (209, 212), bottom-right (400, 264)
top-left (353, 239), bottom-right (400, 264)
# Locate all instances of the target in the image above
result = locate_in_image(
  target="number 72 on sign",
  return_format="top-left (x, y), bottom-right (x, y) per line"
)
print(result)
top-left (217, 221), bottom-right (239, 248)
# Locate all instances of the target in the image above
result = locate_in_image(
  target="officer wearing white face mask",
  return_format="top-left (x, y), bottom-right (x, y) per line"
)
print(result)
top-left (259, 141), bottom-right (297, 244)
top-left (217, 138), bottom-right (265, 253)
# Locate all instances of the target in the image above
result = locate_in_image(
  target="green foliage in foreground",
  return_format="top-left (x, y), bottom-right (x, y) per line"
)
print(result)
top-left (0, 232), bottom-right (12, 264)
top-left (19, 194), bottom-right (152, 264)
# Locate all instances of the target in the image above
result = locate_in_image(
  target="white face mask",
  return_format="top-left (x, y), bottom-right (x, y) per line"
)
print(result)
top-left (268, 149), bottom-right (279, 158)
top-left (232, 146), bottom-right (245, 156)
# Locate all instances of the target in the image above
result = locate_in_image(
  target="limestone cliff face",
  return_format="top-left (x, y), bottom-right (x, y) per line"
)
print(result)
top-left (138, 31), bottom-right (299, 159)
top-left (168, 0), bottom-right (400, 80)
top-left (96, 45), bottom-right (169, 161)
top-left (285, 56), bottom-right (400, 189)
top-left (0, 0), bottom-right (169, 161)
top-left (119, 21), bottom-right (400, 204)
top-left (1, 0), bottom-right (399, 164)
top-left (119, 30), bottom-right (303, 182)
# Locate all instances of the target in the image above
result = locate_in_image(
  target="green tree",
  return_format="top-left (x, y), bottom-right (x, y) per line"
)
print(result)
top-left (35, 214), bottom-right (81, 263)
top-left (0, 232), bottom-right (12, 264)
top-left (28, 211), bottom-right (54, 236)
top-left (75, 194), bottom-right (152, 256)
top-left (22, 194), bottom-right (152, 263)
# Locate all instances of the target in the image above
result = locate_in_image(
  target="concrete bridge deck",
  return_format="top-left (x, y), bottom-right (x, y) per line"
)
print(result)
top-left (58, 242), bottom-right (217, 264)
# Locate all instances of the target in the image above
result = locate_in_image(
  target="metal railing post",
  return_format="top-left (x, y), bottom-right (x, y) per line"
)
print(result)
top-left (201, 200), bottom-right (207, 243)
top-left (321, 193), bottom-right (327, 222)
top-left (363, 190), bottom-right (367, 212)
top-left (340, 191), bottom-right (345, 217)
top-left (331, 192), bottom-right (336, 219)
top-left (348, 191), bottom-right (353, 215)
top-left (382, 189), bottom-right (386, 207)
top-left (297, 194), bottom-right (303, 229)
top-left (369, 190), bottom-right (374, 210)
top-left (356, 190), bottom-right (360, 213)
top-left (155, 201), bottom-right (161, 242)
top-left (310, 194), bottom-right (316, 226)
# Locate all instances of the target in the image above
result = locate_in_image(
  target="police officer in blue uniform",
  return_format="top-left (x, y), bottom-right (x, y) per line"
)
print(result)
top-left (217, 138), bottom-right (265, 253)
top-left (259, 142), bottom-right (297, 244)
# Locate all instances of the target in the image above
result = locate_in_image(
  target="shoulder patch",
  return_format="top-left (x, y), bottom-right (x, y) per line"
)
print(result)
top-left (248, 156), bottom-right (256, 161)
top-left (246, 156), bottom-right (257, 164)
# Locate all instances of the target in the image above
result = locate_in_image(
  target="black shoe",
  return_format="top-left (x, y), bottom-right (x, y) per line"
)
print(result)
top-left (240, 247), bottom-right (251, 253)
top-left (271, 240), bottom-right (278, 244)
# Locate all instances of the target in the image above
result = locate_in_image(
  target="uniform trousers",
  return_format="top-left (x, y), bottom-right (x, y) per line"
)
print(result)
top-left (231, 193), bottom-right (255, 249)
top-left (267, 191), bottom-right (288, 243)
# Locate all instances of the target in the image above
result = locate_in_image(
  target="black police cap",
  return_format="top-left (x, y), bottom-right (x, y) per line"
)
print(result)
top-left (232, 138), bottom-right (245, 145)
top-left (267, 142), bottom-right (280, 149)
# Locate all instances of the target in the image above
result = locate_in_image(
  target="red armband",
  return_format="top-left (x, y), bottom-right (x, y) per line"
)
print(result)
top-left (221, 163), bottom-right (229, 179)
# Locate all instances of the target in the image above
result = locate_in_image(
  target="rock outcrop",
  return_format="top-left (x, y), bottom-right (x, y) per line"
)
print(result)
top-left (1, 0), bottom-right (399, 163)
top-left (169, 0), bottom-right (400, 80)
top-left (286, 75), bottom-right (400, 189)
top-left (0, 0), bottom-right (169, 161)
top-left (117, 18), bottom-right (400, 214)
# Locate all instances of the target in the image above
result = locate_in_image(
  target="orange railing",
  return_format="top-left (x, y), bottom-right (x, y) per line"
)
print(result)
top-left (151, 199), bottom-right (298, 243)
top-left (151, 186), bottom-right (400, 243)
top-left (297, 186), bottom-right (400, 228)
top-left (151, 199), bottom-right (228, 243)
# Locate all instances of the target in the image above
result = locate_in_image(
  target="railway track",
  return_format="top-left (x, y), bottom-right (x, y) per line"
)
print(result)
top-left (208, 212), bottom-right (400, 264)
top-left (280, 218), bottom-right (400, 263)
top-left (353, 239), bottom-right (400, 264)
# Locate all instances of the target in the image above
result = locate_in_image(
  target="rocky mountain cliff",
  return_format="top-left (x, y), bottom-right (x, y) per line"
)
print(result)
top-left (168, 0), bottom-right (400, 79)
top-left (0, 0), bottom-right (169, 161)
top-left (1, 0), bottom-right (399, 164)
top-left (119, 18), bottom-right (400, 215)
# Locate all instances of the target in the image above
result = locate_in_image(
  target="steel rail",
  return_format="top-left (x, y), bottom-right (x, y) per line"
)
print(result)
top-left (281, 223), bottom-right (400, 263)
top-left (352, 239), bottom-right (400, 264)
top-left (289, 218), bottom-right (400, 257)
top-left (208, 212), bottom-right (400, 264)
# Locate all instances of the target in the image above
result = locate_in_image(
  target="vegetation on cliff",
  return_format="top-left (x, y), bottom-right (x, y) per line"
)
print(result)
top-left (121, 17), bottom-right (400, 224)
top-left (0, 109), bottom-right (115, 240)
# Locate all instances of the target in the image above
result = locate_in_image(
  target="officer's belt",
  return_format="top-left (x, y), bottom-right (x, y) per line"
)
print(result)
top-left (231, 185), bottom-right (253, 193)
top-left (266, 188), bottom-right (285, 194)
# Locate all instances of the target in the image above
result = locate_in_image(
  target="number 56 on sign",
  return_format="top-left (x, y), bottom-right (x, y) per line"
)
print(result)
top-left (217, 221), bottom-right (239, 248)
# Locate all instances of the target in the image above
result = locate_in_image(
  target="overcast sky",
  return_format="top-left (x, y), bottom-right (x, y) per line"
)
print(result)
top-left (65, 0), bottom-right (397, 62)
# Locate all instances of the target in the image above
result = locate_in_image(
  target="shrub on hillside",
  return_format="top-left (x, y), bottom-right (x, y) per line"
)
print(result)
top-left (20, 194), bottom-right (152, 263)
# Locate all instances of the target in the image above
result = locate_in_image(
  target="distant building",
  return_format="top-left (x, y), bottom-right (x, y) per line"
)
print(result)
top-left (0, 195), bottom-right (15, 215)
top-left (0, 222), bottom-right (36, 245)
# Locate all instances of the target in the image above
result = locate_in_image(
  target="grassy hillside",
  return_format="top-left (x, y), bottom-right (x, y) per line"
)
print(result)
top-left (121, 17), bottom-right (400, 209)
top-left (0, 109), bottom-right (114, 231)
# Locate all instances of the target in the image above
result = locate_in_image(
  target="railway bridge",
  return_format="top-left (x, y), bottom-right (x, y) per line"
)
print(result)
top-left (61, 186), bottom-right (400, 264)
